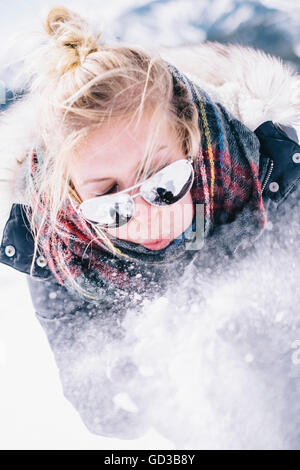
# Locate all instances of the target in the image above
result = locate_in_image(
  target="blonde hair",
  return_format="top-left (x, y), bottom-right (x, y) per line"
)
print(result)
top-left (8, 6), bottom-right (201, 297)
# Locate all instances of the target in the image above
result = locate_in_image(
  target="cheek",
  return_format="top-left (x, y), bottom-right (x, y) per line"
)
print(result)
top-left (169, 190), bottom-right (194, 217)
top-left (167, 191), bottom-right (194, 229)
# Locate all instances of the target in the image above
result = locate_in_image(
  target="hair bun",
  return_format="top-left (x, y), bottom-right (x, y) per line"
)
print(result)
top-left (43, 6), bottom-right (102, 73)
top-left (45, 6), bottom-right (73, 36)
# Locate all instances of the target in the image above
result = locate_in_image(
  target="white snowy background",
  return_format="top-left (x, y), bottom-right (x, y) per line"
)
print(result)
top-left (0, 0), bottom-right (300, 450)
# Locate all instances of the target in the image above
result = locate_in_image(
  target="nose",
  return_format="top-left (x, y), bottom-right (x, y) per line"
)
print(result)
top-left (130, 194), bottom-right (165, 241)
top-left (133, 193), bottom-right (161, 223)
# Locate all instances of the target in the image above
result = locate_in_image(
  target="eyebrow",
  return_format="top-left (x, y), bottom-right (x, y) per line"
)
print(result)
top-left (82, 145), bottom-right (168, 185)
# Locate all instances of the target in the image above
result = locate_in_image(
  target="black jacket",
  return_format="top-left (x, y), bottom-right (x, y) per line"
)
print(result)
top-left (1, 88), bottom-right (300, 437)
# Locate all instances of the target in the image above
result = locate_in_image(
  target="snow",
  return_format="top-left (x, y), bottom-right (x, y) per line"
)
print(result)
top-left (0, 0), bottom-right (300, 451)
top-left (0, 263), bottom-right (172, 450)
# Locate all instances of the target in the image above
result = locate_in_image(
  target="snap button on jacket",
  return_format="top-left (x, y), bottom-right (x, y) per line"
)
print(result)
top-left (0, 203), bottom-right (51, 279)
top-left (255, 121), bottom-right (300, 208)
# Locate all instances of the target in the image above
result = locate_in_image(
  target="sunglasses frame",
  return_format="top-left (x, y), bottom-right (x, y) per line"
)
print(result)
top-left (73, 156), bottom-right (195, 229)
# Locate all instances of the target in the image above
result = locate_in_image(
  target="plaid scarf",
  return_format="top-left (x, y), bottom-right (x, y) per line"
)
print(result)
top-left (29, 61), bottom-right (267, 302)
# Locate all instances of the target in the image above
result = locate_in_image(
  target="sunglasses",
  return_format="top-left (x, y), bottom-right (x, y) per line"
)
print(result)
top-left (76, 157), bottom-right (195, 229)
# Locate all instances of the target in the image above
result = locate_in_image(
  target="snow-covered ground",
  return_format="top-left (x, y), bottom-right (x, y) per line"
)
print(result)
top-left (0, 0), bottom-right (300, 450)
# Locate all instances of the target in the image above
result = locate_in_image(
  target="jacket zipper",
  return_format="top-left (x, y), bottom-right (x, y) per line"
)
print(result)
top-left (261, 158), bottom-right (274, 193)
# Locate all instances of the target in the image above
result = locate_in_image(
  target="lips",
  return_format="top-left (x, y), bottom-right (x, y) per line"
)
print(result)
top-left (142, 238), bottom-right (171, 250)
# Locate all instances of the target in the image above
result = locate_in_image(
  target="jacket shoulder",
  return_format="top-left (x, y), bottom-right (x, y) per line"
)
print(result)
top-left (255, 121), bottom-right (300, 208)
top-left (0, 203), bottom-right (51, 278)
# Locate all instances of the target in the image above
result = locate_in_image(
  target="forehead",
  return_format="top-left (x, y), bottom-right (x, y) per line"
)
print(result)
top-left (70, 112), bottom-right (176, 176)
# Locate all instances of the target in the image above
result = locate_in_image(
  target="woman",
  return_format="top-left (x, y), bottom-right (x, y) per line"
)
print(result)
top-left (0, 6), bottom-right (300, 439)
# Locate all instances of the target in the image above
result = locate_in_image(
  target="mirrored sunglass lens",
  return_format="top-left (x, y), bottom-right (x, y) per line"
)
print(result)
top-left (79, 193), bottom-right (134, 227)
top-left (141, 159), bottom-right (194, 206)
